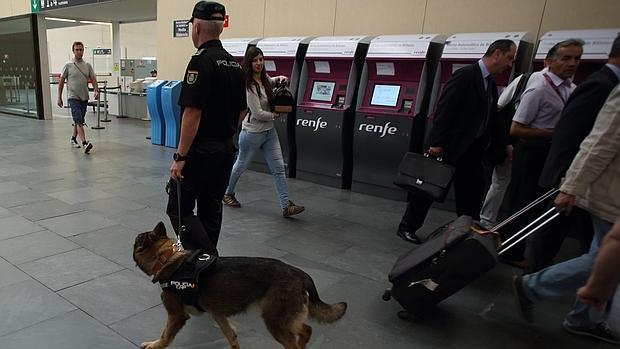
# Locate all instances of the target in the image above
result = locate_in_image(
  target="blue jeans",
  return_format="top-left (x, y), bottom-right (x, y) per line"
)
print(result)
top-left (522, 213), bottom-right (613, 327)
top-left (225, 128), bottom-right (289, 208)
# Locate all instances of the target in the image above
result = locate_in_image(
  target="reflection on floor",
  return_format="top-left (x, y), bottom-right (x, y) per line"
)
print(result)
top-left (0, 112), bottom-right (617, 348)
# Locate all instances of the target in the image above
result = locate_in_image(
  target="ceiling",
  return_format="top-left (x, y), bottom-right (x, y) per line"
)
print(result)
top-left (43, 0), bottom-right (157, 29)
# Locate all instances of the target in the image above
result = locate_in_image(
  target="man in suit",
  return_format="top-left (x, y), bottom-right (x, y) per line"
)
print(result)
top-left (397, 39), bottom-right (515, 243)
top-left (525, 35), bottom-right (620, 273)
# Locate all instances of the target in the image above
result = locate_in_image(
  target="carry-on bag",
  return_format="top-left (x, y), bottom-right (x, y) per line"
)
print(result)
top-left (393, 152), bottom-right (456, 202)
top-left (383, 188), bottom-right (560, 318)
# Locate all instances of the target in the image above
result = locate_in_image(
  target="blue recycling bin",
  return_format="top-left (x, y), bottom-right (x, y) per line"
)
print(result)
top-left (161, 80), bottom-right (183, 148)
top-left (146, 80), bottom-right (167, 145)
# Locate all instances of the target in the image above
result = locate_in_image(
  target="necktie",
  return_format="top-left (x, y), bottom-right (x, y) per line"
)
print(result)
top-left (478, 76), bottom-right (494, 138)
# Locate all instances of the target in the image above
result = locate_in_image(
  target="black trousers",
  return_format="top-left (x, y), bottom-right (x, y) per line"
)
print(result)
top-left (166, 141), bottom-right (235, 256)
top-left (501, 140), bottom-right (550, 261)
top-left (399, 141), bottom-right (485, 232)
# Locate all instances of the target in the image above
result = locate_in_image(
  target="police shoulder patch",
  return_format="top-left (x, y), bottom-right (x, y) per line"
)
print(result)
top-left (186, 70), bottom-right (199, 84)
top-left (192, 49), bottom-right (205, 56)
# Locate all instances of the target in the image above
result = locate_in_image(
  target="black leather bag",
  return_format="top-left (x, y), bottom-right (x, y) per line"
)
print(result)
top-left (393, 152), bottom-right (456, 202)
top-left (273, 82), bottom-right (295, 113)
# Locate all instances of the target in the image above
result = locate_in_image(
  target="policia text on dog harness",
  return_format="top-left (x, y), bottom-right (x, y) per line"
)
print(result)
top-left (159, 180), bottom-right (216, 311)
top-left (159, 249), bottom-right (213, 311)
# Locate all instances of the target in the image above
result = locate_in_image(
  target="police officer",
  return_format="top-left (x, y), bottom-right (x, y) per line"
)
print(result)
top-left (166, 1), bottom-right (247, 256)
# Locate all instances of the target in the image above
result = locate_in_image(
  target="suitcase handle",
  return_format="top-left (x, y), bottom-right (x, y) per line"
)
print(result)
top-left (490, 188), bottom-right (559, 232)
top-left (498, 207), bottom-right (561, 255)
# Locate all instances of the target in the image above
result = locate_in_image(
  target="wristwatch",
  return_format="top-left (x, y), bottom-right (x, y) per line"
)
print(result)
top-left (173, 153), bottom-right (188, 162)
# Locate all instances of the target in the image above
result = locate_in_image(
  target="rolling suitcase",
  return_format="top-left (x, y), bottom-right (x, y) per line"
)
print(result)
top-left (383, 189), bottom-right (561, 318)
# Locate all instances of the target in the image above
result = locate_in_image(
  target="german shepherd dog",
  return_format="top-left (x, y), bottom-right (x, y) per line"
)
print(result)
top-left (133, 222), bottom-right (347, 349)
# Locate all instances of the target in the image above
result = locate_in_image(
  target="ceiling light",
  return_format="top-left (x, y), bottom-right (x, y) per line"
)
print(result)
top-left (45, 17), bottom-right (76, 23)
top-left (79, 20), bottom-right (112, 25)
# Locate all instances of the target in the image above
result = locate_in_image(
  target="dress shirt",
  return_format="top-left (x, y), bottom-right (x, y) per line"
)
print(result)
top-left (512, 70), bottom-right (576, 129)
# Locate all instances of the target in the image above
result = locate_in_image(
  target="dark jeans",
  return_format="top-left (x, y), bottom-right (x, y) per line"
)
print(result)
top-left (399, 140), bottom-right (485, 232)
top-left (166, 140), bottom-right (235, 256)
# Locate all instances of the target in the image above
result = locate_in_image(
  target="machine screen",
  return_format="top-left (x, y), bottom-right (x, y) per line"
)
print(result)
top-left (371, 84), bottom-right (401, 107)
top-left (310, 81), bottom-right (336, 102)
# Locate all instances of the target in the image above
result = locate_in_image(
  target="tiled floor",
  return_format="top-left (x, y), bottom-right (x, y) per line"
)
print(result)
top-left (0, 112), bottom-right (617, 348)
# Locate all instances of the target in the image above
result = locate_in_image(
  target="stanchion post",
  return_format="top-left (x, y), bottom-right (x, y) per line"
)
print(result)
top-left (101, 81), bottom-right (111, 123)
top-left (92, 86), bottom-right (105, 129)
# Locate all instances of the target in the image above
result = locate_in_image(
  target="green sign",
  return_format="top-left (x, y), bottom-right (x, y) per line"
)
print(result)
top-left (31, 0), bottom-right (39, 13)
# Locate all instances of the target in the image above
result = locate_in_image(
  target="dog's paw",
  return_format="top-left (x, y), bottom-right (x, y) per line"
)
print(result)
top-left (141, 340), bottom-right (162, 349)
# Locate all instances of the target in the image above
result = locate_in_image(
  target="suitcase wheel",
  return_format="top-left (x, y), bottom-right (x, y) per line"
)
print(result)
top-left (382, 288), bottom-right (392, 301)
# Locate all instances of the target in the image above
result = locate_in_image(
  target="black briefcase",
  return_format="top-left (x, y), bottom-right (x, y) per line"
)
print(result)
top-left (393, 152), bottom-right (456, 202)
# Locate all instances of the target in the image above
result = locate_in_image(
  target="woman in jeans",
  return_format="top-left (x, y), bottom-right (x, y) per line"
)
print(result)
top-left (222, 46), bottom-right (304, 217)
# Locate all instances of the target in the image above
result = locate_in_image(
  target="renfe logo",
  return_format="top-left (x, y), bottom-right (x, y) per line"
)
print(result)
top-left (359, 121), bottom-right (397, 137)
top-left (297, 117), bottom-right (328, 131)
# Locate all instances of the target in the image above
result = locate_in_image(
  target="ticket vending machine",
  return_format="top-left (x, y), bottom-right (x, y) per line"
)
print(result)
top-left (425, 32), bottom-right (534, 148)
top-left (221, 38), bottom-right (261, 64)
top-left (249, 37), bottom-right (313, 177)
top-left (295, 36), bottom-right (373, 189)
top-left (161, 80), bottom-right (182, 148)
top-left (533, 29), bottom-right (619, 84)
top-left (146, 80), bottom-right (168, 145)
top-left (352, 34), bottom-right (446, 200)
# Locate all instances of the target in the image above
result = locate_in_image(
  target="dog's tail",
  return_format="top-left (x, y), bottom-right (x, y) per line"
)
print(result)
top-left (305, 277), bottom-right (347, 323)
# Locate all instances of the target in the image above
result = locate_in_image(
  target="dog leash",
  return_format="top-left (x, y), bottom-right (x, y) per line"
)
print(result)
top-left (175, 179), bottom-right (185, 251)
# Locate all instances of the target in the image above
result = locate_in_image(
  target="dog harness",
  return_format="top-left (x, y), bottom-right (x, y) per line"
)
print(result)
top-left (158, 249), bottom-right (215, 311)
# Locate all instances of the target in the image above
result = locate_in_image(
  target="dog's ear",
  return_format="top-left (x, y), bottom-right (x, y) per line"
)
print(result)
top-left (153, 221), bottom-right (167, 237)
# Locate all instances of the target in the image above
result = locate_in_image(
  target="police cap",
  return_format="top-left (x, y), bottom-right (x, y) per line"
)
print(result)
top-left (189, 1), bottom-right (226, 23)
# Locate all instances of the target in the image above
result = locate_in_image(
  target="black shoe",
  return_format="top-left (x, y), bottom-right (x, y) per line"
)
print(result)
top-left (396, 229), bottom-right (422, 244)
top-left (511, 275), bottom-right (534, 323)
top-left (83, 141), bottom-right (93, 154)
top-left (563, 320), bottom-right (620, 344)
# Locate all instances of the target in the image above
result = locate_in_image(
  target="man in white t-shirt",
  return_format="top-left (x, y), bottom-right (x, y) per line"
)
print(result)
top-left (57, 41), bottom-right (98, 154)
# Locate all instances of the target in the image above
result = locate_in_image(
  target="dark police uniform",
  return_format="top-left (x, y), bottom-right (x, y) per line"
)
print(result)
top-left (166, 39), bottom-right (246, 255)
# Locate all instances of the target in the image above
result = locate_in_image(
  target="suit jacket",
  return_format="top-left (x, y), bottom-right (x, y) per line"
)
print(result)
top-left (429, 62), bottom-right (508, 164)
top-left (539, 65), bottom-right (619, 189)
